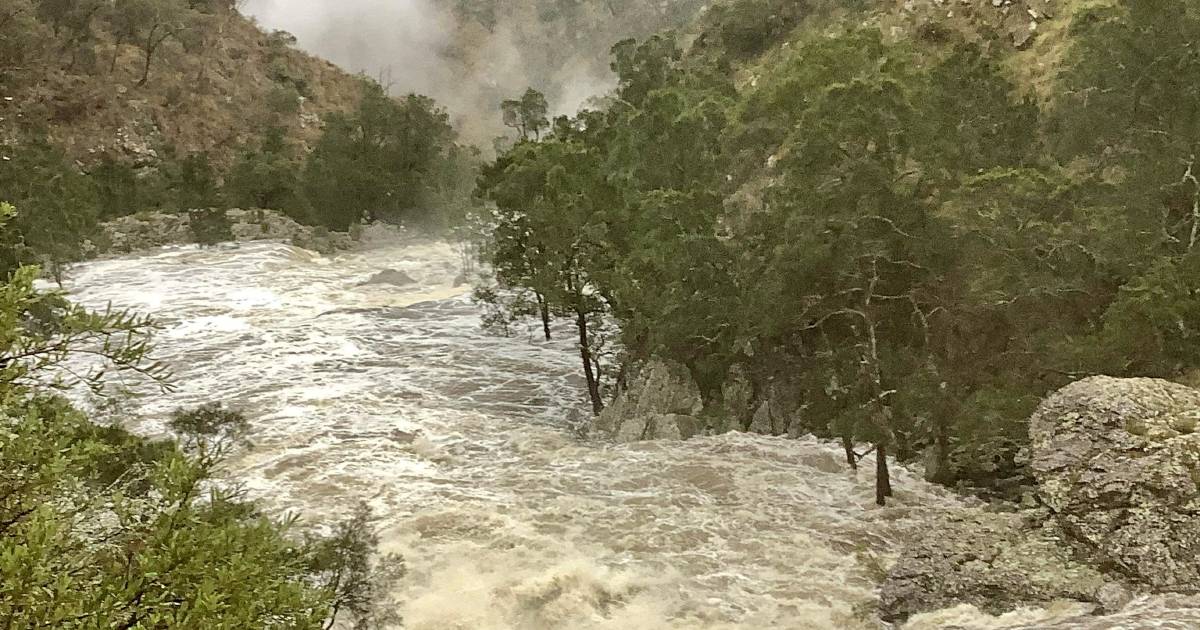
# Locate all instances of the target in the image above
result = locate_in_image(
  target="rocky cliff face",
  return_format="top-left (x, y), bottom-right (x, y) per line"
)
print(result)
top-left (882, 376), bottom-right (1200, 622)
top-left (2, 6), bottom-right (364, 171)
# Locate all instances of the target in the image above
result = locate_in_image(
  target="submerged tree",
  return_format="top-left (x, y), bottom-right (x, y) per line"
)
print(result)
top-left (470, 0), bottom-right (1200, 501)
top-left (477, 127), bottom-right (614, 413)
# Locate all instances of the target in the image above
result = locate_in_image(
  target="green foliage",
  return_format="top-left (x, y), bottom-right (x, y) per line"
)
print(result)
top-left (187, 208), bottom-right (233, 246)
top-left (224, 126), bottom-right (303, 213)
top-left (4, 1), bottom-right (479, 265)
top-left (306, 503), bottom-right (406, 630)
top-left (0, 1), bottom-right (50, 81)
top-left (0, 140), bottom-right (101, 279)
top-left (90, 155), bottom-right (151, 219)
top-left (299, 81), bottom-right (470, 231)
top-left (168, 151), bottom-right (223, 210)
top-left (501, 87), bottom-right (550, 140)
top-left (475, 1), bottom-right (1200, 496)
top-left (701, 0), bottom-right (810, 59)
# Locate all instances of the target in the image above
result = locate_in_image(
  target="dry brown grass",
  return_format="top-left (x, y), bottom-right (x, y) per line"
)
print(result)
top-left (7, 7), bottom-right (365, 169)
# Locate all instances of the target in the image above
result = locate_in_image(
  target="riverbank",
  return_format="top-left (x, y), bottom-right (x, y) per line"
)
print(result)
top-left (95, 208), bottom-right (354, 256)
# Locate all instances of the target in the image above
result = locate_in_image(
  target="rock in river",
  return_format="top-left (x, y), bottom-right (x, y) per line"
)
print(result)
top-left (362, 269), bottom-right (418, 287)
top-left (594, 358), bottom-right (703, 442)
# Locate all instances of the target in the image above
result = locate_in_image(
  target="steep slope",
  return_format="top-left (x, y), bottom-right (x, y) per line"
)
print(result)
top-left (243, 0), bottom-right (712, 145)
top-left (1, 1), bottom-right (365, 169)
top-left (693, 0), bottom-right (1096, 98)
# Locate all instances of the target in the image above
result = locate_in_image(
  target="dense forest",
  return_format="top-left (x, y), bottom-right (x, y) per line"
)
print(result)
top-left (473, 0), bottom-right (1200, 503)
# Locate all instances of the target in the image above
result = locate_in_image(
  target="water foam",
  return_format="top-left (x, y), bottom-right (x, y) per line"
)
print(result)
top-left (61, 239), bottom-right (1199, 629)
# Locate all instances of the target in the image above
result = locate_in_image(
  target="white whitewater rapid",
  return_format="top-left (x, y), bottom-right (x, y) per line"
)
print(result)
top-left (61, 239), bottom-right (1199, 629)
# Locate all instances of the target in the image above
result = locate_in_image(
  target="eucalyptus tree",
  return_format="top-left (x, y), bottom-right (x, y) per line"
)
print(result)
top-left (478, 128), bottom-right (616, 413)
top-left (300, 82), bottom-right (460, 230)
top-left (501, 88), bottom-right (550, 141)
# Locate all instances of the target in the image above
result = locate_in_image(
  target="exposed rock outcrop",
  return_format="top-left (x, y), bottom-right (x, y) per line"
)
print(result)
top-left (880, 509), bottom-right (1119, 623)
top-left (715, 362), bottom-right (808, 437)
top-left (100, 209), bottom-right (352, 255)
top-left (594, 358), bottom-right (703, 442)
top-left (882, 376), bottom-right (1200, 622)
top-left (749, 401), bottom-right (772, 435)
top-left (1030, 377), bottom-right (1200, 590)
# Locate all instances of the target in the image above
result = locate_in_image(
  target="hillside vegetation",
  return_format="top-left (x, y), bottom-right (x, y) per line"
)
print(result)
top-left (1, 0), bottom-right (362, 166)
top-left (1, 0), bottom-right (475, 275)
top-left (474, 0), bottom-right (1200, 502)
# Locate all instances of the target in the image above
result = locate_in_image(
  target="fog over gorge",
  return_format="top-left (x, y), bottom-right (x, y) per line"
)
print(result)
top-left (242, 0), bottom-right (700, 144)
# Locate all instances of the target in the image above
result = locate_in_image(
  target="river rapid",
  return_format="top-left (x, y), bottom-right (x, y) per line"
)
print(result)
top-left (61, 239), bottom-right (1200, 630)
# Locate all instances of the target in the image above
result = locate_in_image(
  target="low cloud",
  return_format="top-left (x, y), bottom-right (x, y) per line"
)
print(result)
top-left (244, 0), bottom-right (600, 145)
top-left (243, 0), bottom-right (703, 146)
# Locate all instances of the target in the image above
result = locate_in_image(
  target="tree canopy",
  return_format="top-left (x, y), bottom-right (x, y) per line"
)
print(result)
top-left (473, 1), bottom-right (1200, 502)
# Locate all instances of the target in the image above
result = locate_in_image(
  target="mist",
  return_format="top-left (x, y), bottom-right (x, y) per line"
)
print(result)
top-left (241, 0), bottom-right (705, 147)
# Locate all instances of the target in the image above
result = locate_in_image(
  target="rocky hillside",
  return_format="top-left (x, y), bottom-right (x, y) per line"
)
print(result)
top-left (1, 0), bottom-right (365, 170)
top-left (690, 0), bottom-right (1092, 99)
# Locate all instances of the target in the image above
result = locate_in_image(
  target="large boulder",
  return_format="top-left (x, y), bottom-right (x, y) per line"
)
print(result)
top-left (1030, 376), bottom-right (1200, 590)
top-left (882, 376), bottom-right (1200, 622)
top-left (595, 358), bottom-right (703, 442)
top-left (102, 212), bottom-right (191, 252)
top-left (361, 269), bottom-right (418, 287)
top-left (880, 508), bottom-right (1120, 623)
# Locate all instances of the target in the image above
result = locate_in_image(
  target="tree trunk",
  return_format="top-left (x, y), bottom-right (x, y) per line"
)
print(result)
top-left (875, 442), bottom-right (892, 506)
top-left (895, 428), bottom-right (913, 462)
top-left (138, 45), bottom-right (154, 86)
top-left (537, 293), bottom-right (551, 341)
top-left (843, 435), bottom-right (857, 471)
top-left (110, 38), bottom-right (122, 73)
top-left (138, 26), bottom-right (172, 87)
top-left (576, 309), bottom-right (603, 415)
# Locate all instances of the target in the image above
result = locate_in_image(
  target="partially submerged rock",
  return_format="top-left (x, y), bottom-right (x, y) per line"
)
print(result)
top-left (749, 400), bottom-right (772, 435)
top-left (594, 358), bottom-right (703, 442)
top-left (719, 363), bottom-right (755, 430)
top-left (880, 508), bottom-right (1117, 623)
top-left (1030, 377), bottom-right (1200, 590)
top-left (362, 269), bottom-right (418, 287)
